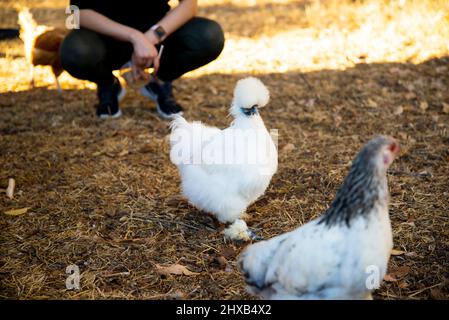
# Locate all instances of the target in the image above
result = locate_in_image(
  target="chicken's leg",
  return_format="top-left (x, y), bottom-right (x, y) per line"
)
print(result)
top-left (52, 66), bottom-right (63, 93)
top-left (54, 75), bottom-right (62, 93)
top-left (247, 229), bottom-right (264, 241)
top-left (29, 64), bottom-right (35, 88)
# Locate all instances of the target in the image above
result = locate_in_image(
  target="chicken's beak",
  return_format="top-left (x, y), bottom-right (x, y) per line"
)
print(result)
top-left (241, 105), bottom-right (259, 116)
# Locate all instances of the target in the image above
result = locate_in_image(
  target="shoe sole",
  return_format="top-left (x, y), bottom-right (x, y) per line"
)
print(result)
top-left (139, 86), bottom-right (183, 120)
top-left (98, 109), bottom-right (122, 120)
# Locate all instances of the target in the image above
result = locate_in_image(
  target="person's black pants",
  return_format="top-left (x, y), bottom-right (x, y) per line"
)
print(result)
top-left (60, 17), bottom-right (225, 85)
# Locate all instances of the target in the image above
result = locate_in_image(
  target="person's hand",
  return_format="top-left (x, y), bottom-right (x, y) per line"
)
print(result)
top-left (144, 30), bottom-right (161, 74)
top-left (129, 30), bottom-right (160, 81)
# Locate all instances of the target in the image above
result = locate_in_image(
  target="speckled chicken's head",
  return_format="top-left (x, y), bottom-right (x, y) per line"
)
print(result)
top-left (230, 77), bottom-right (270, 118)
top-left (353, 135), bottom-right (400, 175)
top-left (320, 135), bottom-right (400, 227)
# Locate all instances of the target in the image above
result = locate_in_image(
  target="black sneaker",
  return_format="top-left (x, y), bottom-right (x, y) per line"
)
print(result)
top-left (96, 77), bottom-right (126, 119)
top-left (140, 80), bottom-right (183, 119)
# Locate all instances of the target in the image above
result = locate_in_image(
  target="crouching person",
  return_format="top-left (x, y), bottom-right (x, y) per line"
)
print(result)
top-left (61, 0), bottom-right (224, 119)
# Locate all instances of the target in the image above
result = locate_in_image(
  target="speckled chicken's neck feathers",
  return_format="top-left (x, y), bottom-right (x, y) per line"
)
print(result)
top-left (319, 141), bottom-right (389, 227)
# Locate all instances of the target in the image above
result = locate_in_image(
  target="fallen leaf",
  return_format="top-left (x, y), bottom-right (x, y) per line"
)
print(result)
top-left (139, 145), bottom-right (152, 153)
top-left (386, 266), bottom-right (411, 281)
top-left (394, 266), bottom-right (411, 277)
top-left (430, 288), bottom-right (445, 300)
top-left (405, 251), bottom-right (418, 258)
top-left (393, 106), bottom-right (403, 115)
top-left (281, 143), bottom-right (296, 153)
top-left (155, 264), bottom-right (199, 277)
top-left (4, 207), bottom-right (29, 216)
top-left (367, 99), bottom-right (378, 108)
top-left (391, 249), bottom-right (405, 256)
top-left (384, 274), bottom-right (398, 282)
top-left (216, 256), bottom-right (228, 268)
top-left (221, 246), bottom-right (237, 259)
top-left (419, 101), bottom-right (428, 111)
top-left (442, 103), bottom-right (449, 114)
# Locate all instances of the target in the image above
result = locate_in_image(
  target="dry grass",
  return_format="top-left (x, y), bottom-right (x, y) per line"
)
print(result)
top-left (0, 0), bottom-right (448, 300)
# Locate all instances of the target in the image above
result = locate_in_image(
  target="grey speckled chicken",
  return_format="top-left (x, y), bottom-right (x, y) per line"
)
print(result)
top-left (238, 136), bottom-right (400, 300)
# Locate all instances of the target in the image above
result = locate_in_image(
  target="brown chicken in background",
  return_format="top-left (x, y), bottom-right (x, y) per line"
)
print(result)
top-left (17, 7), bottom-right (67, 92)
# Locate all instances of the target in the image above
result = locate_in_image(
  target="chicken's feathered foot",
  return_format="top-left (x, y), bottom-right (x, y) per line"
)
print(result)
top-left (223, 219), bottom-right (264, 242)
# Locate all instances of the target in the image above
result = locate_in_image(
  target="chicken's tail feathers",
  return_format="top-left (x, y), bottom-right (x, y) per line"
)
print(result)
top-left (17, 7), bottom-right (37, 40)
top-left (169, 114), bottom-right (193, 166)
top-left (238, 231), bottom-right (292, 297)
top-left (169, 114), bottom-right (189, 131)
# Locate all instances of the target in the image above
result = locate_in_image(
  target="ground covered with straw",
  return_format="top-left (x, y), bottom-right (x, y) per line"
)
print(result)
top-left (0, 0), bottom-right (448, 299)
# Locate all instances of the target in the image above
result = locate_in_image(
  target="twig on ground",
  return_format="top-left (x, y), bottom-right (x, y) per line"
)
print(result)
top-left (6, 178), bottom-right (15, 199)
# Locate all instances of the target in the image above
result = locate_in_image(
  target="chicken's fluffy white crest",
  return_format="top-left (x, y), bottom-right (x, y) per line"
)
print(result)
top-left (231, 77), bottom-right (270, 116)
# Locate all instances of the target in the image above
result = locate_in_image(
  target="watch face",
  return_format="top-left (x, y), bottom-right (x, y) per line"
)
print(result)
top-left (154, 26), bottom-right (166, 40)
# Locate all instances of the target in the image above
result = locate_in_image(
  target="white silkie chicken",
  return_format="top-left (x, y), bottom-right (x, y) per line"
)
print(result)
top-left (238, 136), bottom-right (400, 299)
top-left (169, 77), bottom-right (278, 241)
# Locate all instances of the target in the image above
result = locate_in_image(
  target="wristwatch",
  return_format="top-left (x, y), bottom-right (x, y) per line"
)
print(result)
top-left (151, 24), bottom-right (167, 43)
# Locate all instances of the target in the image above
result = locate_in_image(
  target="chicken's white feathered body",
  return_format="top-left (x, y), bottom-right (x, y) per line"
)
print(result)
top-left (239, 136), bottom-right (399, 299)
top-left (239, 207), bottom-right (392, 299)
top-left (170, 78), bottom-right (277, 239)
top-left (171, 116), bottom-right (277, 224)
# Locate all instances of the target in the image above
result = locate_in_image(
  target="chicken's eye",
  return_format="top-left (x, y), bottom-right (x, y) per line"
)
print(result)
top-left (388, 142), bottom-right (399, 153)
